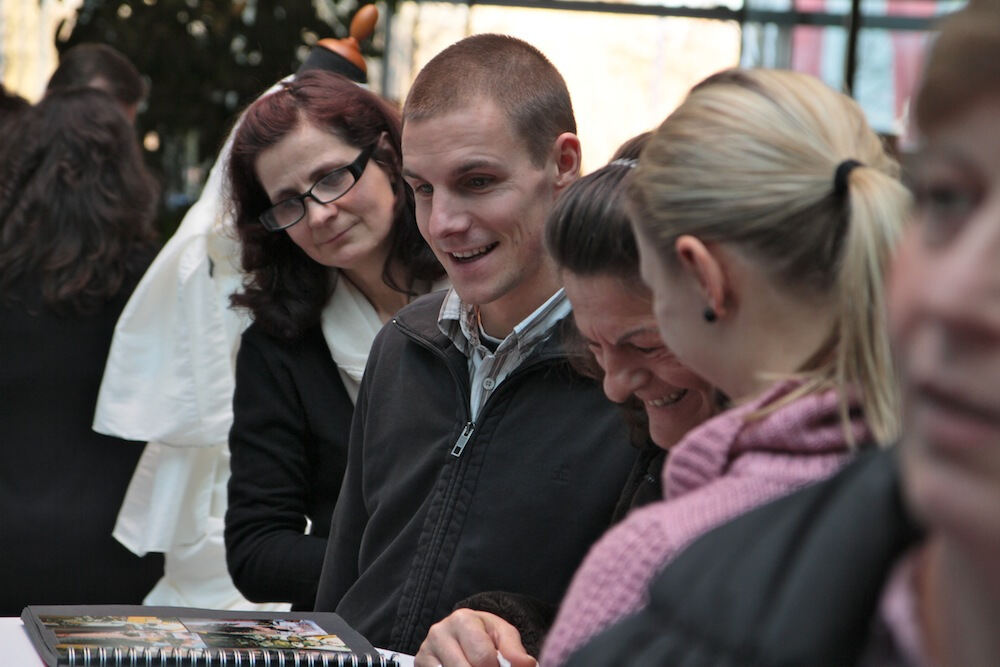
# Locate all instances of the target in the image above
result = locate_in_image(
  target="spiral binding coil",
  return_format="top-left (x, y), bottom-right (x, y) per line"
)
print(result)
top-left (64, 647), bottom-right (396, 666)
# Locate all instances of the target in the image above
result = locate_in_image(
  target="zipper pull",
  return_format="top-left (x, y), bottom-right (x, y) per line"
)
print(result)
top-left (451, 421), bottom-right (475, 457)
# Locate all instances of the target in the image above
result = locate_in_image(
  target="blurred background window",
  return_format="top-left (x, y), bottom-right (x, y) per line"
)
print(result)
top-left (0, 0), bottom-right (961, 234)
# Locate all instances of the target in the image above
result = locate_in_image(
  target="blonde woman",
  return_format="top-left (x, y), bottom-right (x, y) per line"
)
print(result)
top-left (542, 68), bottom-right (909, 666)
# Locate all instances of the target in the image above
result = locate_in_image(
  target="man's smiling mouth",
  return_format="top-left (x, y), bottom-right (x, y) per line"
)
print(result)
top-left (450, 243), bottom-right (498, 263)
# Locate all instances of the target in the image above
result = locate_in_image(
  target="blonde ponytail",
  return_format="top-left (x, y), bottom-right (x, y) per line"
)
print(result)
top-left (628, 68), bottom-right (910, 447)
top-left (834, 166), bottom-right (908, 444)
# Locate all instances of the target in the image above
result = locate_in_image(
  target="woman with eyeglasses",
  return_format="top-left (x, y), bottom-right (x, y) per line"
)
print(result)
top-left (224, 69), bottom-right (445, 609)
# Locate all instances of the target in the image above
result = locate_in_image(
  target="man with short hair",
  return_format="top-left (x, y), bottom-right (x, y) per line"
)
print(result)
top-left (314, 34), bottom-right (640, 655)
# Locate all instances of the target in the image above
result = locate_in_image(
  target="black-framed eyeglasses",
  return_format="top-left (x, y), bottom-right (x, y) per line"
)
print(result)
top-left (258, 143), bottom-right (375, 232)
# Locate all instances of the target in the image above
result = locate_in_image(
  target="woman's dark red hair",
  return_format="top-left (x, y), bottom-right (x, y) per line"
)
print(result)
top-left (228, 69), bottom-right (443, 339)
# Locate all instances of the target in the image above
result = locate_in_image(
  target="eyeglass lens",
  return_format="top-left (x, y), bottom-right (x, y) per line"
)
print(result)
top-left (260, 144), bottom-right (373, 231)
top-left (268, 169), bottom-right (356, 229)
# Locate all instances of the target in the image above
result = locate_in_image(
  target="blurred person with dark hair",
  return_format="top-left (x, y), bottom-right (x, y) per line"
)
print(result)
top-left (46, 43), bottom-right (146, 122)
top-left (0, 88), bottom-right (161, 615)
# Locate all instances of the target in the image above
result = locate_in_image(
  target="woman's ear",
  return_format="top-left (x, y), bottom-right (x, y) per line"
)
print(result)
top-left (551, 132), bottom-right (582, 192)
top-left (674, 235), bottom-right (730, 318)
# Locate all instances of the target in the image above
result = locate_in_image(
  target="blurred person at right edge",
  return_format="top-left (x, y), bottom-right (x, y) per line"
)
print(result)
top-left (565, 2), bottom-right (1000, 665)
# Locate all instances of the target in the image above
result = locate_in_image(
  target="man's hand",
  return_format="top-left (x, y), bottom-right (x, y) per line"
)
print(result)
top-left (414, 609), bottom-right (538, 667)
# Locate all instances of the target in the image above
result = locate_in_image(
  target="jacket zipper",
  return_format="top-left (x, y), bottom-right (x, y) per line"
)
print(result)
top-left (391, 318), bottom-right (476, 647)
top-left (393, 317), bottom-right (563, 459)
top-left (394, 316), bottom-right (566, 455)
top-left (451, 421), bottom-right (475, 457)
top-left (390, 317), bottom-right (566, 647)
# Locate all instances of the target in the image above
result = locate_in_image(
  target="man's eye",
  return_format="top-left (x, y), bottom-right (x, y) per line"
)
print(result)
top-left (465, 176), bottom-right (493, 189)
top-left (631, 345), bottom-right (662, 355)
top-left (411, 183), bottom-right (433, 197)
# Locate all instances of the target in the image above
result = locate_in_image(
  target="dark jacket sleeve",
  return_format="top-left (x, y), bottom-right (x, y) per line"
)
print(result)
top-left (225, 328), bottom-right (331, 608)
top-left (453, 592), bottom-right (557, 657)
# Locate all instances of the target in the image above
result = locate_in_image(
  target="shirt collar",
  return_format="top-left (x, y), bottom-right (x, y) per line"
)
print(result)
top-left (437, 287), bottom-right (570, 358)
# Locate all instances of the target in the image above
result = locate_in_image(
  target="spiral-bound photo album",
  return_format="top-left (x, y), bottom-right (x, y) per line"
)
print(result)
top-left (21, 604), bottom-right (399, 666)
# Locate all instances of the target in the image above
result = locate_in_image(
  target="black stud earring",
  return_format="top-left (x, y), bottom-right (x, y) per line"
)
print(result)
top-left (703, 307), bottom-right (717, 323)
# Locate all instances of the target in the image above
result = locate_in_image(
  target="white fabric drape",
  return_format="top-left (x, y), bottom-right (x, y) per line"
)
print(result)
top-left (321, 276), bottom-right (384, 404)
top-left (92, 84), bottom-right (286, 610)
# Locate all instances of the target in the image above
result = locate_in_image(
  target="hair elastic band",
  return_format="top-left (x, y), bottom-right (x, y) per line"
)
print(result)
top-left (610, 158), bottom-right (638, 168)
top-left (833, 159), bottom-right (863, 197)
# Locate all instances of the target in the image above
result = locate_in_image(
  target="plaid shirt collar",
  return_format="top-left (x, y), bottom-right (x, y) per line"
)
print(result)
top-left (437, 287), bottom-right (570, 360)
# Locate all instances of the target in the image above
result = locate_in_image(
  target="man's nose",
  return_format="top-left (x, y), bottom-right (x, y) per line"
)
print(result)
top-left (427, 192), bottom-right (471, 239)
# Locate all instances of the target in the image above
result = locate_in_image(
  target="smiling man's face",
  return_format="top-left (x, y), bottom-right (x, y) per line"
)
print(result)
top-left (402, 97), bottom-right (564, 336)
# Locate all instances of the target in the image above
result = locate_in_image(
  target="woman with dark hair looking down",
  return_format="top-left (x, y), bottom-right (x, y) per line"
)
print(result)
top-left (223, 69), bottom-right (445, 609)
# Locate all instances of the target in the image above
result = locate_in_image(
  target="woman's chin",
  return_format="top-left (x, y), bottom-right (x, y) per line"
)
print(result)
top-left (646, 395), bottom-right (708, 449)
top-left (645, 407), bottom-right (674, 450)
